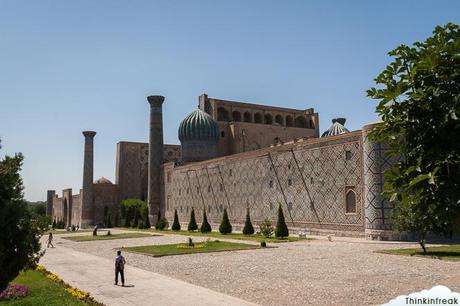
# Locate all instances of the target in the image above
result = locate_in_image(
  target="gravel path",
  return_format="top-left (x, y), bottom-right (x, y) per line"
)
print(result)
top-left (52, 229), bottom-right (460, 306)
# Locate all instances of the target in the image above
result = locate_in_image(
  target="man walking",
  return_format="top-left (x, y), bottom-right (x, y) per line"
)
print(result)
top-left (47, 232), bottom-right (54, 248)
top-left (115, 250), bottom-right (126, 286)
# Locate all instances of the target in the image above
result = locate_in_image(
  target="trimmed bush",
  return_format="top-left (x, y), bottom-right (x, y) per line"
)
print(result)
top-left (187, 208), bottom-right (198, 231)
top-left (275, 204), bottom-right (289, 237)
top-left (259, 218), bottom-right (274, 238)
top-left (138, 220), bottom-right (144, 229)
top-left (242, 207), bottom-right (254, 235)
top-left (219, 209), bottom-right (232, 234)
top-left (114, 211), bottom-right (120, 227)
top-left (172, 209), bottom-right (181, 231)
top-left (107, 213), bottom-right (113, 228)
top-left (144, 214), bottom-right (151, 229)
top-left (200, 210), bottom-right (212, 233)
top-left (155, 209), bottom-right (168, 230)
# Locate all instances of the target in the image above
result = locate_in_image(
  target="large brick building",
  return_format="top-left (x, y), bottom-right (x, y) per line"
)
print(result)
top-left (47, 94), bottom-right (397, 240)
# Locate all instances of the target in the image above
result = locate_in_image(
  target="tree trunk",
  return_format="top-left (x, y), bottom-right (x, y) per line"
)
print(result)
top-left (419, 233), bottom-right (427, 253)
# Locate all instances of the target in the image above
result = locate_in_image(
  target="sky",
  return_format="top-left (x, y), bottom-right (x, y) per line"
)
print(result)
top-left (0, 0), bottom-right (459, 201)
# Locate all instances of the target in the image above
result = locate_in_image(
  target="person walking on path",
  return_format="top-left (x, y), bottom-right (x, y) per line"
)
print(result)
top-left (114, 250), bottom-right (126, 286)
top-left (47, 232), bottom-right (54, 248)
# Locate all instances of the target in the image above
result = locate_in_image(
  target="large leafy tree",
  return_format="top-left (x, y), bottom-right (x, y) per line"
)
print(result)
top-left (367, 23), bottom-right (460, 251)
top-left (0, 140), bottom-right (42, 290)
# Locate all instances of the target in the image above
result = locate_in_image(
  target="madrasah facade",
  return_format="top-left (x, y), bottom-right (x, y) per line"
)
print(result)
top-left (47, 94), bottom-right (398, 240)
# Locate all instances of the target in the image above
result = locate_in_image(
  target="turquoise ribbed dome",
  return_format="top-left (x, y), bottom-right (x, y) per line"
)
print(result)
top-left (321, 118), bottom-right (350, 137)
top-left (178, 109), bottom-right (219, 142)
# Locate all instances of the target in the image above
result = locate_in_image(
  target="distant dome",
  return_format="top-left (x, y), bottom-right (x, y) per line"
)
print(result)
top-left (178, 109), bottom-right (219, 142)
top-left (94, 177), bottom-right (112, 184)
top-left (178, 109), bottom-right (220, 162)
top-left (321, 118), bottom-right (350, 137)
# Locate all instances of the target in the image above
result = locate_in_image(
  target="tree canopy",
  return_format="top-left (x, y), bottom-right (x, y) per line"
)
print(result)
top-left (367, 23), bottom-right (460, 250)
top-left (0, 140), bottom-right (42, 290)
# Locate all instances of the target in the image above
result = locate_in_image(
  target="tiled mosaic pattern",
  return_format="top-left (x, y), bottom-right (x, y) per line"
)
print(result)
top-left (166, 134), bottom-right (364, 232)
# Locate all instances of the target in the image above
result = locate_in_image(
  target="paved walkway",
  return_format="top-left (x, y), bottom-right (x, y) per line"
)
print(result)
top-left (40, 244), bottom-right (256, 306)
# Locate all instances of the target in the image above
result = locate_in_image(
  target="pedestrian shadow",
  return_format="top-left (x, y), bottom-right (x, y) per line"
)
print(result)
top-left (120, 284), bottom-right (135, 288)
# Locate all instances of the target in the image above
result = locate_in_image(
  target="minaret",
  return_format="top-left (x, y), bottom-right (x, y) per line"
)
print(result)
top-left (147, 95), bottom-right (165, 225)
top-left (46, 190), bottom-right (55, 219)
top-left (81, 130), bottom-right (96, 227)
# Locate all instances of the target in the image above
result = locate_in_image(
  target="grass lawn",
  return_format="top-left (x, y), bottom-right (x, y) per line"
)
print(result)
top-left (379, 244), bottom-right (460, 261)
top-left (0, 270), bottom-right (86, 306)
top-left (45, 230), bottom-right (93, 235)
top-left (118, 227), bottom-right (310, 243)
top-left (62, 232), bottom-right (156, 242)
top-left (123, 240), bottom-right (260, 257)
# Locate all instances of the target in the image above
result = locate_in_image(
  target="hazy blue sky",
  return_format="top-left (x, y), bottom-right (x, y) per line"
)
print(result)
top-left (0, 0), bottom-right (459, 201)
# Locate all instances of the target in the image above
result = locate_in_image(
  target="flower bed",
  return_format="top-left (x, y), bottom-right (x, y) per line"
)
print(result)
top-left (33, 265), bottom-right (104, 305)
top-left (0, 284), bottom-right (29, 301)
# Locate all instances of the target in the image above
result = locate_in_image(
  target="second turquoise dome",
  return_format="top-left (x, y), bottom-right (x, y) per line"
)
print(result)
top-left (178, 109), bottom-right (219, 142)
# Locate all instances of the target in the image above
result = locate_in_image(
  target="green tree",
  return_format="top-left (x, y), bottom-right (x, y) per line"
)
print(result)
top-left (200, 209), bottom-right (212, 233)
top-left (114, 210), bottom-right (120, 227)
top-left (219, 208), bottom-right (232, 234)
top-left (242, 207), bottom-right (255, 235)
top-left (259, 218), bottom-right (274, 238)
top-left (155, 209), bottom-right (168, 230)
top-left (367, 23), bottom-right (460, 252)
top-left (188, 208), bottom-right (198, 231)
top-left (120, 199), bottom-right (146, 228)
top-left (0, 142), bottom-right (42, 291)
top-left (107, 213), bottom-right (113, 228)
top-left (171, 209), bottom-right (181, 231)
top-left (275, 204), bottom-right (289, 238)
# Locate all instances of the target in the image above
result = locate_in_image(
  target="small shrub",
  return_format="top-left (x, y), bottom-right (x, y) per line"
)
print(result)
top-left (71, 225), bottom-right (76, 232)
top-left (172, 209), bottom-right (181, 231)
top-left (242, 207), bottom-right (254, 235)
top-left (260, 241), bottom-right (267, 248)
top-left (144, 214), bottom-right (151, 229)
top-left (200, 210), bottom-right (212, 233)
top-left (155, 209), bottom-right (169, 230)
top-left (188, 208), bottom-right (198, 231)
top-left (107, 213), bottom-right (113, 228)
top-left (259, 218), bottom-right (274, 238)
top-left (275, 204), bottom-right (289, 238)
top-left (138, 220), bottom-right (144, 229)
top-left (188, 237), bottom-right (194, 247)
top-left (114, 211), bottom-right (120, 227)
top-left (219, 208), bottom-right (232, 234)
top-left (106, 230), bottom-right (111, 236)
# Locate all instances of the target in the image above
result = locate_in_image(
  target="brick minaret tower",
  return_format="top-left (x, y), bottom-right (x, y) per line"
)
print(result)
top-left (46, 190), bottom-right (55, 219)
top-left (147, 95), bottom-right (165, 225)
top-left (81, 130), bottom-right (96, 227)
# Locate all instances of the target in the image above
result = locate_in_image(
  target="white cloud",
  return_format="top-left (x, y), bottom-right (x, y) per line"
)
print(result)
top-left (383, 286), bottom-right (460, 306)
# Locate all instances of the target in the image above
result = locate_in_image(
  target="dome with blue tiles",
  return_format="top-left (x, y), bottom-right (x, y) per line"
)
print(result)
top-left (178, 109), bottom-right (220, 162)
top-left (178, 109), bottom-right (219, 142)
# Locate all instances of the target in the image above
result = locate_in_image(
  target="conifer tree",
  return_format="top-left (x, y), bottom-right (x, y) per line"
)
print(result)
top-left (107, 213), bottom-right (113, 228)
top-left (275, 204), bottom-right (289, 237)
top-left (114, 211), bottom-right (120, 227)
top-left (219, 208), bottom-right (232, 234)
top-left (172, 209), bottom-right (181, 231)
top-left (187, 208), bottom-right (198, 231)
top-left (144, 213), bottom-right (151, 229)
top-left (155, 209), bottom-right (167, 230)
top-left (242, 207), bottom-right (255, 235)
top-left (200, 209), bottom-right (211, 233)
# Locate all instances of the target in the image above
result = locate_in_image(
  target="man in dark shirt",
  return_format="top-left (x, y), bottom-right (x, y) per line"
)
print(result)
top-left (115, 250), bottom-right (126, 286)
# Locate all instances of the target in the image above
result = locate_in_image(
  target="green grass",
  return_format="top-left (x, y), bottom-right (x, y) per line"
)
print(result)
top-left (123, 240), bottom-right (260, 257)
top-left (62, 232), bottom-right (156, 242)
top-left (118, 227), bottom-right (310, 243)
top-left (379, 244), bottom-right (460, 261)
top-left (45, 229), bottom-right (94, 235)
top-left (0, 270), bottom-right (86, 306)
